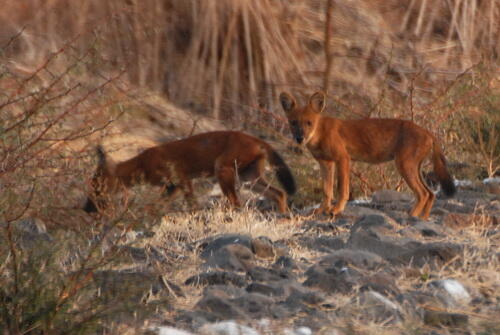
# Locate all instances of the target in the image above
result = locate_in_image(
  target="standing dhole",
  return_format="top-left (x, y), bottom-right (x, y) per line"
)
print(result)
top-left (279, 91), bottom-right (456, 220)
top-left (84, 131), bottom-right (296, 213)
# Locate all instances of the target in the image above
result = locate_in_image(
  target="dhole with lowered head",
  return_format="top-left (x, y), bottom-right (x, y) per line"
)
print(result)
top-left (279, 91), bottom-right (456, 220)
top-left (84, 131), bottom-right (296, 213)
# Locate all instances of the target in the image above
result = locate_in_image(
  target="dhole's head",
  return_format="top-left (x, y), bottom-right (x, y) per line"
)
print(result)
top-left (279, 91), bottom-right (326, 145)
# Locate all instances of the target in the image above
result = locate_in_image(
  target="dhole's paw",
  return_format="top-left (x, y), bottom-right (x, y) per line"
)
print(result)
top-left (331, 205), bottom-right (346, 216)
top-left (312, 205), bottom-right (334, 216)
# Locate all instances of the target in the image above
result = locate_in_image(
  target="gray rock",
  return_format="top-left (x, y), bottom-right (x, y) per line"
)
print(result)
top-left (204, 244), bottom-right (254, 271)
top-left (247, 265), bottom-right (295, 282)
top-left (423, 309), bottom-right (469, 328)
top-left (359, 273), bottom-right (400, 296)
top-left (285, 285), bottom-right (325, 307)
top-left (203, 285), bottom-right (246, 299)
top-left (245, 282), bottom-right (285, 296)
top-left (251, 236), bottom-right (275, 258)
top-left (347, 228), bottom-right (416, 262)
top-left (342, 204), bottom-right (398, 222)
top-left (395, 242), bottom-right (462, 267)
top-left (400, 221), bottom-right (447, 238)
top-left (175, 310), bottom-right (218, 329)
top-left (372, 189), bottom-right (413, 203)
top-left (196, 293), bottom-right (248, 321)
top-left (350, 214), bottom-right (395, 234)
top-left (346, 215), bottom-right (463, 267)
top-left (303, 260), bottom-right (362, 294)
top-left (185, 271), bottom-right (247, 287)
top-left (359, 290), bottom-right (403, 323)
top-left (299, 236), bottom-right (345, 253)
top-left (274, 256), bottom-right (298, 269)
top-left (231, 292), bottom-right (283, 319)
top-left (199, 234), bottom-right (253, 259)
top-left (315, 249), bottom-right (387, 270)
top-left (304, 252), bottom-right (397, 295)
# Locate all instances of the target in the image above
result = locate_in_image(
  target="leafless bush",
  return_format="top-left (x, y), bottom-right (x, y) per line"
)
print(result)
top-left (0, 26), bottom-right (168, 334)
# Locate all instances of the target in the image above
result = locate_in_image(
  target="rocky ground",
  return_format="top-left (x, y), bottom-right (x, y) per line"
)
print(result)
top-left (8, 180), bottom-right (500, 335)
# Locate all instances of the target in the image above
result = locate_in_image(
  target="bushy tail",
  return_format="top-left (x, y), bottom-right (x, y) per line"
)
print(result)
top-left (83, 145), bottom-right (107, 213)
top-left (96, 145), bottom-right (106, 167)
top-left (432, 140), bottom-right (456, 197)
top-left (266, 146), bottom-right (296, 195)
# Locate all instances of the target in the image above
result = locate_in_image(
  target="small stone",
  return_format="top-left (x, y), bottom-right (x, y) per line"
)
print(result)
top-left (245, 282), bottom-right (284, 296)
top-left (196, 294), bottom-right (248, 321)
top-left (359, 291), bottom-right (403, 323)
top-left (204, 244), bottom-right (254, 271)
top-left (251, 236), bottom-right (275, 258)
top-left (274, 256), bottom-right (298, 269)
top-left (199, 320), bottom-right (259, 335)
top-left (185, 271), bottom-right (246, 287)
top-left (423, 309), bottom-right (468, 328)
top-left (199, 234), bottom-right (253, 259)
top-left (372, 189), bottom-right (413, 203)
top-left (156, 326), bottom-right (194, 335)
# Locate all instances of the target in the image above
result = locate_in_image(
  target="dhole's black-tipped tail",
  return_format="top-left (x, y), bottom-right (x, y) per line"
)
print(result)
top-left (96, 145), bottom-right (106, 167)
top-left (432, 141), bottom-right (456, 197)
top-left (83, 198), bottom-right (98, 213)
top-left (83, 145), bottom-right (107, 213)
top-left (266, 146), bottom-right (296, 195)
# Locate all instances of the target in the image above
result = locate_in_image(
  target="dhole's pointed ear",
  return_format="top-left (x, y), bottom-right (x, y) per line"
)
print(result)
top-left (308, 91), bottom-right (326, 113)
top-left (279, 92), bottom-right (296, 114)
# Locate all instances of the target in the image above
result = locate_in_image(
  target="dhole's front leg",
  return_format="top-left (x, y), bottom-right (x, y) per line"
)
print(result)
top-left (332, 158), bottom-right (350, 214)
top-left (313, 160), bottom-right (335, 215)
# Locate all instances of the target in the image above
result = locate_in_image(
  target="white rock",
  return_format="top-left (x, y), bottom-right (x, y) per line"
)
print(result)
top-left (430, 279), bottom-right (471, 306)
top-left (483, 177), bottom-right (500, 184)
top-left (199, 321), bottom-right (260, 335)
top-left (454, 179), bottom-right (473, 187)
top-left (350, 198), bottom-right (372, 205)
top-left (282, 327), bottom-right (313, 335)
top-left (155, 326), bottom-right (194, 335)
top-left (293, 327), bottom-right (312, 335)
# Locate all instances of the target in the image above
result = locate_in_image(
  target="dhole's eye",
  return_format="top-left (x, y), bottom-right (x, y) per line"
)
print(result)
top-left (306, 121), bottom-right (312, 126)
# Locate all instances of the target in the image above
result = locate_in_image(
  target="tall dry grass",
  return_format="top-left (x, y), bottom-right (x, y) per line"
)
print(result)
top-left (1, 0), bottom-right (497, 122)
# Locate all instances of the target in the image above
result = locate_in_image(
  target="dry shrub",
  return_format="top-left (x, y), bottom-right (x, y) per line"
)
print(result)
top-left (0, 25), bottom-right (169, 334)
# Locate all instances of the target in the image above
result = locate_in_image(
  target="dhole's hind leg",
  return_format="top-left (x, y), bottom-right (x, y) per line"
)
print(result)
top-left (419, 164), bottom-right (436, 220)
top-left (395, 156), bottom-right (430, 219)
top-left (175, 177), bottom-right (199, 208)
top-left (249, 179), bottom-right (288, 213)
top-left (240, 157), bottom-right (288, 213)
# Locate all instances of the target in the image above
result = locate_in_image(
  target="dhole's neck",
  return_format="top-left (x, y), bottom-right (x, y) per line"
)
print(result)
top-left (306, 114), bottom-right (333, 149)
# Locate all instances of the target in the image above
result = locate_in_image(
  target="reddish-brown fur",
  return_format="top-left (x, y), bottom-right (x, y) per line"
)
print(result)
top-left (84, 131), bottom-right (296, 213)
top-left (280, 91), bottom-right (456, 220)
